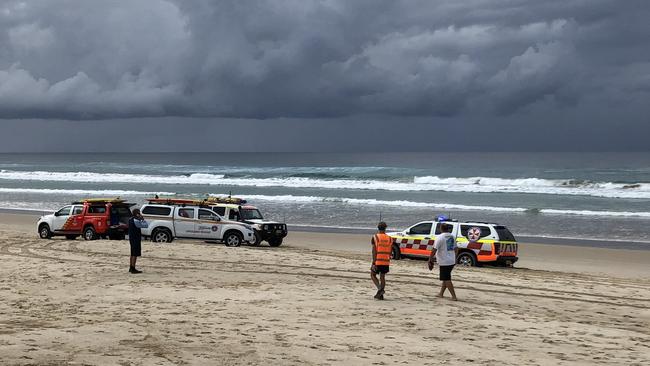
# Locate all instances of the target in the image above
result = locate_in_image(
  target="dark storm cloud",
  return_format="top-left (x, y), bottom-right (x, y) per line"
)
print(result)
top-left (0, 0), bottom-right (649, 120)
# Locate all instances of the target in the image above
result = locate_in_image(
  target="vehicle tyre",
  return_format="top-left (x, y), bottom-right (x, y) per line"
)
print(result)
top-left (391, 244), bottom-right (401, 260)
top-left (249, 231), bottom-right (262, 246)
top-left (224, 231), bottom-right (243, 247)
top-left (83, 226), bottom-right (97, 241)
top-left (65, 235), bottom-right (77, 240)
top-left (38, 224), bottom-right (52, 239)
top-left (457, 251), bottom-right (477, 267)
top-left (268, 237), bottom-right (283, 247)
top-left (151, 228), bottom-right (173, 243)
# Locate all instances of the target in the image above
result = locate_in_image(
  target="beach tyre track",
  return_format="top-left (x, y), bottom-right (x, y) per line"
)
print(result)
top-left (2, 237), bottom-right (649, 311)
top-left (7, 238), bottom-right (650, 306)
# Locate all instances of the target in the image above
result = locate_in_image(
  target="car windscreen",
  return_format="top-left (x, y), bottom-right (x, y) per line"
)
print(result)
top-left (495, 226), bottom-right (516, 241)
top-left (240, 208), bottom-right (263, 220)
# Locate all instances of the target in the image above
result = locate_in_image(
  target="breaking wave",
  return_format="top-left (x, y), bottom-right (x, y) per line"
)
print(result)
top-left (0, 170), bottom-right (649, 199)
top-left (0, 186), bottom-right (649, 218)
top-left (0, 187), bottom-right (175, 196)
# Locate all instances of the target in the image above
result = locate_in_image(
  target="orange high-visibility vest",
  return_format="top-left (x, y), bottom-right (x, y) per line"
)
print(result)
top-left (374, 233), bottom-right (392, 266)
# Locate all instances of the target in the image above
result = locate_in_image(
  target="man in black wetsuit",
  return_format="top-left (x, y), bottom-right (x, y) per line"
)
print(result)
top-left (128, 208), bottom-right (148, 274)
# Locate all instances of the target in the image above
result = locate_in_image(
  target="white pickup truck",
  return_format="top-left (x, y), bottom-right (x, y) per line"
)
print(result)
top-left (139, 204), bottom-right (256, 246)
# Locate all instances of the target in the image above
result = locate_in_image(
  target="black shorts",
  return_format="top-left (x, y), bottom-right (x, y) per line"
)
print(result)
top-left (130, 242), bottom-right (142, 257)
top-left (439, 265), bottom-right (454, 281)
top-left (373, 265), bottom-right (390, 274)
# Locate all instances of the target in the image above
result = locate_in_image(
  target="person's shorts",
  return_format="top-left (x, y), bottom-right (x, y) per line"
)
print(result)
top-left (439, 265), bottom-right (454, 281)
top-left (130, 242), bottom-right (142, 257)
top-left (373, 265), bottom-right (390, 274)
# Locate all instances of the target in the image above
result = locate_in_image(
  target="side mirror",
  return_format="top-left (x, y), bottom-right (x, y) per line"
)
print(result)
top-left (54, 212), bottom-right (60, 217)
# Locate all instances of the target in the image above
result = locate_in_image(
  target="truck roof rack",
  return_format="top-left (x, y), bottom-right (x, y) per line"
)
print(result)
top-left (72, 198), bottom-right (128, 204)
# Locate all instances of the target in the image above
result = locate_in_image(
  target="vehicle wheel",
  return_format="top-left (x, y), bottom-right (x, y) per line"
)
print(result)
top-left (83, 226), bottom-right (97, 241)
top-left (249, 231), bottom-right (262, 246)
top-left (391, 244), bottom-right (401, 260)
top-left (268, 237), bottom-right (283, 247)
top-left (224, 231), bottom-right (243, 247)
top-left (457, 251), bottom-right (477, 267)
top-left (38, 224), bottom-right (52, 239)
top-left (151, 228), bottom-right (173, 243)
top-left (65, 235), bottom-right (77, 240)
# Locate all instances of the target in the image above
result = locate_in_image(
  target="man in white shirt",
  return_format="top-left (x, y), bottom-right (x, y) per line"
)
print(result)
top-left (428, 223), bottom-right (458, 300)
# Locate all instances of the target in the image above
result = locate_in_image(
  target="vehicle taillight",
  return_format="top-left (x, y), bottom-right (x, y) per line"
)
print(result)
top-left (493, 242), bottom-right (501, 254)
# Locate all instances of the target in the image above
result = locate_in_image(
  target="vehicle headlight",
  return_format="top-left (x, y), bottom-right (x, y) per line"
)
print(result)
top-left (263, 225), bottom-right (268, 230)
top-left (244, 225), bottom-right (253, 231)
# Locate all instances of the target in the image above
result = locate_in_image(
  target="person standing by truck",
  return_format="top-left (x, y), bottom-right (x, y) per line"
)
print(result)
top-left (128, 208), bottom-right (148, 274)
top-left (428, 223), bottom-right (458, 300)
top-left (370, 221), bottom-right (392, 300)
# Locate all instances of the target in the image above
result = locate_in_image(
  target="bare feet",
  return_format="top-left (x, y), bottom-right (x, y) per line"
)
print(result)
top-left (436, 294), bottom-right (444, 298)
top-left (450, 297), bottom-right (458, 301)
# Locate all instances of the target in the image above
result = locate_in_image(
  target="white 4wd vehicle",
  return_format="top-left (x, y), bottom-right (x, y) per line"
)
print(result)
top-left (205, 202), bottom-right (287, 247)
top-left (140, 204), bottom-right (255, 246)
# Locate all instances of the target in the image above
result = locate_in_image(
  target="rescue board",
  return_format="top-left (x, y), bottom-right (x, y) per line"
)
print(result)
top-left (146, 197), bottom-right (210, 206)
top-left (206, 196), bottom-right (247, 204)
top-left (72, 198), bottom-right (126, 204)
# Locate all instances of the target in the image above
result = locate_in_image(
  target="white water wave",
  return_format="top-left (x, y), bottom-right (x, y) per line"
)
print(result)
top-left (236, 194), bottom-right (650, 218)
top-left (0, 187), bottom-right (649, 218)
top-left (0, 170), bottom-right (649, 198)
top-left (0, 187), bottom-right (174, 195)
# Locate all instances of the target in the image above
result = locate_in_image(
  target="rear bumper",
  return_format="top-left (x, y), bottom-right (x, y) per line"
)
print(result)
top-left (107, 225), bottom-right (128, 233)
top-left (495, 256), bottom-right (518, 265)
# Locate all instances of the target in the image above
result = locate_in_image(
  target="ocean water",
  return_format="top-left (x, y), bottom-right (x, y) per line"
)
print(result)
top-left (0, 152), bottom-right (649, 242)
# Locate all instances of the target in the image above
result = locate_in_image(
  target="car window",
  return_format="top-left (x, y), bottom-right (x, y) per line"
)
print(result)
top-left (56, 206), bottom-right (71, 216)
top-left (142, 206), bottom-right (171, 216)
top-left (87, 206), bottom-right (106, 214)
top-left (494, 226), bottom-right (516, 241)
top-left (409, 222), bottom-right (432, 235)
top-left (211, 206), bottom-right (226, 216)
top-left (460, 225), bottom-right (492, 239)
top-left (229, 209), bottom-right (240, 221)
top-left (240, 208), bottom-right (263, 220)
top-left (199, 209), bottom-right (218, 221)
top-left (72, 206), bottom-right (84, 215)
top-left (178, 208), bottom-right (195, 219)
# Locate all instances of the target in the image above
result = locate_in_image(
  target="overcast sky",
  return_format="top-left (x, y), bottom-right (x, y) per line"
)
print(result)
top-left (0, 0), bottom-right (649, 152)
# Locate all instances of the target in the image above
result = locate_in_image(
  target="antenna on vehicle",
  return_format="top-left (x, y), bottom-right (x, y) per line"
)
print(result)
top-left (379, 210), bottom-right (382, 222)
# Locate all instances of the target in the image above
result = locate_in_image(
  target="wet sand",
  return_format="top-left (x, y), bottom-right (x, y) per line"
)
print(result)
top-left (1, 212), bottom-right (649, 365)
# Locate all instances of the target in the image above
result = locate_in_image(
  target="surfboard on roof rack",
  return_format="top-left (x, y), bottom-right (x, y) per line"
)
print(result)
top-left (71, 198), bottom-right (128, 204)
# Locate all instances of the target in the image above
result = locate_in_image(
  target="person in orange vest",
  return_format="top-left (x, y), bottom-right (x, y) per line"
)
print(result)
top-left (371, 221), bottom-right (392, 300)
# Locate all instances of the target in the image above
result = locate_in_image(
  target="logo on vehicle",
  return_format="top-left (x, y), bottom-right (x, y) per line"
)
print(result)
top-left (467, 227), bottom-right (481, 242)
top-left (211, 225), bottom-right (219, 232)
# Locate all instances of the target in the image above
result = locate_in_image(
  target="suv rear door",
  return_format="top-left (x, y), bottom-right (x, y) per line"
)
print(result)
top-left (197, 208), bottom-right (222, 240)
top-left (174, 207), bottom-right (197, 238)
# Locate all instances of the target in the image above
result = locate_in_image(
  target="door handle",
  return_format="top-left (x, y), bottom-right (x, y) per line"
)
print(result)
top-left (424, 237), bottom-right (431, 240)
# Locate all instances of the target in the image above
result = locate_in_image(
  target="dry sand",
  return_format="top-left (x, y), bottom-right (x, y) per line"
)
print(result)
top-left (0, 212), bottom-right (649, 365)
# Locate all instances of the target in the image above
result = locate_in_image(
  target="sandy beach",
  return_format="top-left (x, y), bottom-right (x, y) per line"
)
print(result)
top-left (1, 212), bottom-right (649, 365)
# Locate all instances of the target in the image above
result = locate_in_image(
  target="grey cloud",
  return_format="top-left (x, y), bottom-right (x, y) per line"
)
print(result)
top-left (0, 0), bottom-right (648, 120)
